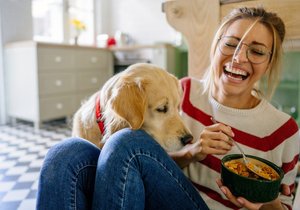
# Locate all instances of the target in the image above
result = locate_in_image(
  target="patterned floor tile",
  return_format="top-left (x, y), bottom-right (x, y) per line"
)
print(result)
top-left (0, 120), bottom-right (70, 209)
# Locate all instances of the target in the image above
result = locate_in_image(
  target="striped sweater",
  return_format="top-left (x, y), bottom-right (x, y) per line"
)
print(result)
top-left (180, 77), bottom-right (299, 210)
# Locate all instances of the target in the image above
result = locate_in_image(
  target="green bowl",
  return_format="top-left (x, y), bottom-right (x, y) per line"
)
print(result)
top-left (221, 154), bottom-right (284, 203)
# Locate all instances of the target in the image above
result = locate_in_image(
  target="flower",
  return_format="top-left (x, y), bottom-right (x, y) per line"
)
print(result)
top-left (70, 19), bottom-right (86, 45)
top-left (70, 19), bottom-right (86, 32)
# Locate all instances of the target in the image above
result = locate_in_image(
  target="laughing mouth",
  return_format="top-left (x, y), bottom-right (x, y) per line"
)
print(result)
top-left (224, 66), bottom-right (249, 81)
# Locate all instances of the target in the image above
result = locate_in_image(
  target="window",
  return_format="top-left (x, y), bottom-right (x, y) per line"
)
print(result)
top-left (32, 0), bottom-right (95, 45)
top-left (67, 0), bottom-right (94, 45)
top-left (32, 0), bottom-right (63, 43)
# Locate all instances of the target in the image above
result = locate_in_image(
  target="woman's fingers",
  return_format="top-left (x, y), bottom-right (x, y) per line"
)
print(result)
top-left (200, 139), bottom-right (232, 155)
top-left (216, 179), bottom-right (263, 210)
top-left (207, 123), bottom-right (235, 138)
top-left (216, 179), bottom-right (243, 207)
top-left (281, 184), bottom-right (291, 195)
top-left (236, 198), bottom-right (263, 210)
top-left (200, 130), bottom-right (233, 155)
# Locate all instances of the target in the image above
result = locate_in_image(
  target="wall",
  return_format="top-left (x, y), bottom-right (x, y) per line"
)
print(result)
top-left (0, 13), bottom-right (4, 124)
top-left (0, 0), bottom-right (33, 124)
top-left (98, 0), bottom-right (178, 45)
top-left (0, 0), bottom-right (33, 43)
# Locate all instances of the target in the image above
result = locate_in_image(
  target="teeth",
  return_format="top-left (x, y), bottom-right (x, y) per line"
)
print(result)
top-left (225, 66), bottom-right (248, 76)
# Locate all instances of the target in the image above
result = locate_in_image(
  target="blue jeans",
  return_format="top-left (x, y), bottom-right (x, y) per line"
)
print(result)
top-left (36, 128), bottom-right (208, 210)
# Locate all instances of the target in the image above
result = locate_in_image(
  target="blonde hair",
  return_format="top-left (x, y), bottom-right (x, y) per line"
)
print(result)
top-left (203, 7), bottom-right (285, 100)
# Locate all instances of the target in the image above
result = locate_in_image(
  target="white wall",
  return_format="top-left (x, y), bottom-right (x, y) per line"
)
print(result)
top-left (0, 13), bottom-right (4, 124)
top-left (0, 0), bottom-right (33, 124)
top-left (98, 0), bottom-right (178, 45)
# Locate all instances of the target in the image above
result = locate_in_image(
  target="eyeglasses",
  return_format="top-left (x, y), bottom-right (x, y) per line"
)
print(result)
top-left (218, 36), bottom-right (272, 64)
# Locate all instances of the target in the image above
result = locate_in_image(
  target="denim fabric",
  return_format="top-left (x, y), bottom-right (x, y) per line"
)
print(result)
top-left (37, 128), bottom-right (208, 210)
top-left (36, 138), bottom-right (100, 210)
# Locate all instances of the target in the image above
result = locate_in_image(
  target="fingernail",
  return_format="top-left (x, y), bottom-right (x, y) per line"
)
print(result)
top-left (237, 198), bottom-right (244, 204)
top-left (227, 126), bottom-right (235, 137)
top-left (221, 187), bottom-right (226, 195)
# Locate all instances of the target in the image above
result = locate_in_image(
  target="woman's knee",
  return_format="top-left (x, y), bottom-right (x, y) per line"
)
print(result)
top-left (104, 128), bottom-right (162, 152)
top-left (99, 128), bottom-right (169, 167)
top-left (41, 138), bottom-right (100, 176)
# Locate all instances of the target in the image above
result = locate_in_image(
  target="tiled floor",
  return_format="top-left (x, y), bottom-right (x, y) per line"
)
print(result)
top-left (0, 120), bottom-right (71, 210)
top-left (1, 120), bottom-right (300, 209)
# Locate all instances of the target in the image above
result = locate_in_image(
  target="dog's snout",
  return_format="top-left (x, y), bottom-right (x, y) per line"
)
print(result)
top-left (180, 134), bottom-right (193, 145)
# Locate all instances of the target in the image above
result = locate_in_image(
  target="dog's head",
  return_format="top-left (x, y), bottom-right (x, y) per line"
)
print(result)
top-left (102, 63), bottom-right (193, 152)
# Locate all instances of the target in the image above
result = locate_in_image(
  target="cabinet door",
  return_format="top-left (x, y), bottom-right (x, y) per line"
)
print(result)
top-left (75, 91), bottom-right (95, 110)
top-left (74, 49), bottom-right (109, 69)
top-left (39, 95), bottom-right (76, 120)
top-left (76, 72), bottom-right (105, 91)
top-left (272, 52), bottom-right (300, 123)
top-left (39, 73), bottom-right (76, 95)
top-left (37, 47), bottom-right (75, 71)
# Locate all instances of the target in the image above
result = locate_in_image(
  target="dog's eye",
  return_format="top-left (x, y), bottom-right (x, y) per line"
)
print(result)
top-left (156, 105), bottom-right (168, 113)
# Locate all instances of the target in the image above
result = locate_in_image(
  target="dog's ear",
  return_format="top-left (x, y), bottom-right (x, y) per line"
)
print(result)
top-left (110, 78), bottom-right (147, 129)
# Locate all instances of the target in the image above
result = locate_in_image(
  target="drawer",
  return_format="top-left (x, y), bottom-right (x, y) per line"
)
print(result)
top-left (39, 73), bottom-right (76, 95)
top-left (37, 47), bottom-right (74, 71)
top-left (76, 72), bottom-right (108, 91)
top-left (75, 91), bottom-right (95, 110)
top-left (74, 50), bottom-right (109, 69)
top-left (39, 95), bottom-right (76, 120)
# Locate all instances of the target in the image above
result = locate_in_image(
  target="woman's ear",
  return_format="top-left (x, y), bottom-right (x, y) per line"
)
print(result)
top-left (110, 78), bottom-right (147, 129)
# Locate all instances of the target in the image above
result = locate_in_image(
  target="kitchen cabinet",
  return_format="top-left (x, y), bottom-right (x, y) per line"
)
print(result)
top-left (4, 41), bottom-right (113, 129)
top-left (272, 50), bottom-right (300, 125)
top-left (110, 43), bottom-right (185, 77)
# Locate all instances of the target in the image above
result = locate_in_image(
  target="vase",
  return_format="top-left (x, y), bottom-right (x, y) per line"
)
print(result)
top-left (74, 36), bottom-right (78, 45)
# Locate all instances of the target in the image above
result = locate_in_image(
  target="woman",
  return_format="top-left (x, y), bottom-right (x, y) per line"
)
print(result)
top-left (177, 6), bottom-right (299, 210)
top-left (37, 7), bottom-right (299, 210)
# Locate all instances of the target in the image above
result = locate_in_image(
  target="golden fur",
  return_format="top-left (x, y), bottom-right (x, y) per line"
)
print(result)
top-left (72, 63), bottom-right (192, 152)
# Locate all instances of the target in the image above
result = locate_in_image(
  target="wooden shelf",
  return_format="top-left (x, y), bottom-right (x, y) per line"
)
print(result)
top-left (109, 43), bottom-right (174, 52)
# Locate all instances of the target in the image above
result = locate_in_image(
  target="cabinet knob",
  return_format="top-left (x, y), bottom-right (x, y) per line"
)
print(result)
top-left (91, 77), bottom-right (98, 84)
top-left (56, 103), bottom-right (63, 110)
top-left (55, 80), bottom-right (62, 86)
top-left (91, 57), bottom-right (98, 63)
top-left (55, 56), bottom-right (62, 62)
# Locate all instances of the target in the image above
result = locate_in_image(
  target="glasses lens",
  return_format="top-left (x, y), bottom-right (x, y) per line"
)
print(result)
top-left (247, 44), bottom-right (270, 64)
top-left (218, 37), bottom-right (271, 64)
top-left (219, 37), bottom-right (239, 56)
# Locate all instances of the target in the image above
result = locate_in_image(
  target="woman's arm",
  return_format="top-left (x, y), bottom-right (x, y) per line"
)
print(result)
top-left (168, 142), bottom-right (203, 168)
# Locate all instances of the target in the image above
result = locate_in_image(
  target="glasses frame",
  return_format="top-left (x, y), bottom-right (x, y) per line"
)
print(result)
top-left (218, 36), bottom-right (272, 64)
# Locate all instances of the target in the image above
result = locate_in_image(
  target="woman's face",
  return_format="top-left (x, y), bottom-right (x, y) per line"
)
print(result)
top-left (212, 19), bottom-right (273, 101)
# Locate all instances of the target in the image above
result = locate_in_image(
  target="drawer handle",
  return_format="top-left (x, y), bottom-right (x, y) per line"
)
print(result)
top-left (91, 57), bottom-right (98, 63)
top-left (55, 80), bottom-right (62, 86)
top-left (91, 77), bottom-right (98, 84)
top-left (55, 56), bottom-right (62, 63)
top-left (56, 103), bottom-right (63, 110)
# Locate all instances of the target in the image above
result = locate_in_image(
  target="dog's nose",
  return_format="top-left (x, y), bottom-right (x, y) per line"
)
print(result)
top-left (181, 134), bottom-right (193, 145)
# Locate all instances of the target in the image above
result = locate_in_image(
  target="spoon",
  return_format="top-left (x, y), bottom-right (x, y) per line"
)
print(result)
top-left (227, 136), bottom-right (274, 180)
top-left (210, 117), bottom-right (273, 180)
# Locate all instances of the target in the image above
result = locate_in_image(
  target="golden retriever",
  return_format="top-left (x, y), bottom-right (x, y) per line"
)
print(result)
top-left (72, 63), bottom-right (193, 152)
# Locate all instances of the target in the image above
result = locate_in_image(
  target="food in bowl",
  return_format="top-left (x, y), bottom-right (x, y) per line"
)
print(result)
top-left (221, 154), bottom-right (284, 203)
top-left (224, 159), bottom-right (280, 180)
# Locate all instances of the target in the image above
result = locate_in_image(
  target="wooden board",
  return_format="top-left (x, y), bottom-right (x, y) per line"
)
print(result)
top-left (221, 0), bottom-right (300, 40)
top-left (163, 0), bottom-right (220, 79)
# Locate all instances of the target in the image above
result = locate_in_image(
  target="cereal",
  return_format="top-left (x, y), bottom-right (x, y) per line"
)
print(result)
top-left (224, 159), bottom-right (279, 180)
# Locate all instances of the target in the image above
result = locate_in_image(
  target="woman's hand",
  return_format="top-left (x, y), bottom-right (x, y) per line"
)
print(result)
top-left (216, 179), bottom-right (287, 210)
top-left (198, 123), bottom-right (234, 157)
top-left (169, 123), bottom-right (234, 168)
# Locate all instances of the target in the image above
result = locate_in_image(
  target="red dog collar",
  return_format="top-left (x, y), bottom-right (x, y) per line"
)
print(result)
top-left (95, 94), bottom-right (105, 135)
